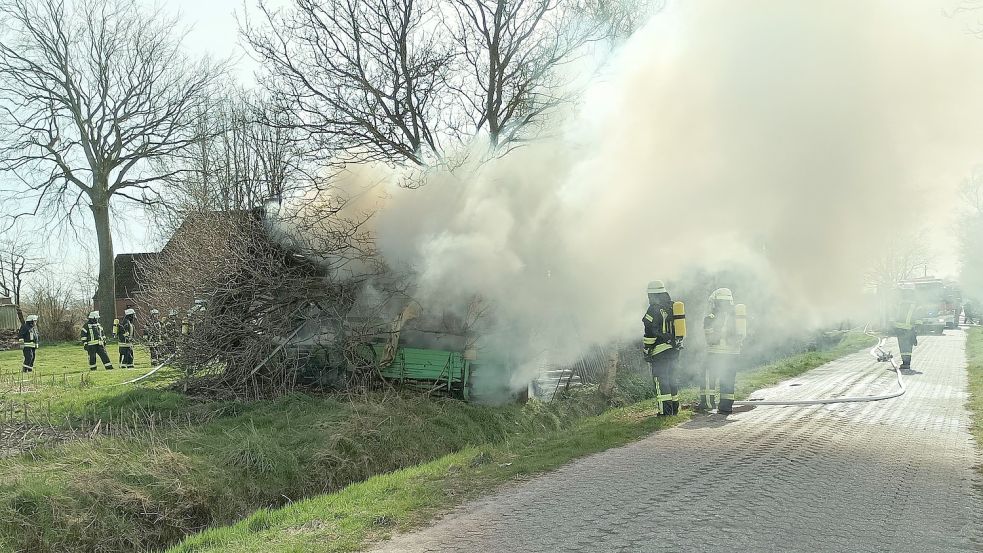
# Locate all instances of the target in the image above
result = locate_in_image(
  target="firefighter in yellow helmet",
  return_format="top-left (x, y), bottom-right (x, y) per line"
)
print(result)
top-left (892, 284), bottom-right (918, 370)
top-left (642, 280), bottom-right (683, 415)
top-left (699, 288), bottom-right (747, 414)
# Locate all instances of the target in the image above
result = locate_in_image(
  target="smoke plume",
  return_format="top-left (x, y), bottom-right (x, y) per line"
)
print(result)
top-left (302, 1), bottom-right (983, 393)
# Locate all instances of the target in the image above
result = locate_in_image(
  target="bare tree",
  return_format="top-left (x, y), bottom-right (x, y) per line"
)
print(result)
top-left (26, 274), bottom-right (86, 341)
top-left (242, 0), bottom-right (455, 168)
top-left (581, 0), bottom-right (665, 40)
top-left (866, 231), bottom-right (935, 290)
top-left (149, 88), bottom-right (304, 237)
top-left (242, 0), bottom-right (648, 168)
top-left (0, 0), bottom-right (223, 329)
top-left (0, 230), bottom-right (48, 323)
top-left (958, 167), bottom-right (983, 300)
top-left (445, 0), bottom-right (606, 150)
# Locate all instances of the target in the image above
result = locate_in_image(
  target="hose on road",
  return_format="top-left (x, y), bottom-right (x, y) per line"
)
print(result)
top-left (733, 332), bottom-right (906, 407)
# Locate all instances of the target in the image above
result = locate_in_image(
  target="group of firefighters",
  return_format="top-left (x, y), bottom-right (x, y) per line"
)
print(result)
top-left (641, 281), bottom-right (925, 416)
top-left (16, 307), bottom-right (190, 373)
top-left (9, 282), bottom-right (937, 398)
top-left (642, 281), bottom-right (747, 416)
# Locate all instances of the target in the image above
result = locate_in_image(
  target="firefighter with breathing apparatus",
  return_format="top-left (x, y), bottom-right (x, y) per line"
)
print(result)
top-left (642, 280), bottom-right (686, 416)
top-left (116, 308), bottom-right (137, 369)
top-left (699, 288), bottom-right (747, 414)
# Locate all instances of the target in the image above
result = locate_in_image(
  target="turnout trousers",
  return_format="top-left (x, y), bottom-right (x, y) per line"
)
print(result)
top-left (119, 344), bottom-right (134, 369)
top-left (86, 345), bottom-right (114, 370)
top-left (897, 330), bottom-right (916, 370)
top-left (649, 352), bottom-right (678, 415)
top-left (22, 347), bottom-right (35, 372)
top-left (699, 353), bottom-right (738, 413)
top-left (148, 345), bottom-right (162, 365)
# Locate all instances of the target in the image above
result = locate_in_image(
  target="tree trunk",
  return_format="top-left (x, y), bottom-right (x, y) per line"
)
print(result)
top-left (90, 197), bottom-right (116, 330)
top-left (599, 348), bottom-right (619, 398)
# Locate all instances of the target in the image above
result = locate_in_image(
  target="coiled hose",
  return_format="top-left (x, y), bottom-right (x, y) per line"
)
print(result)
top-left (733, 331), bottom-right (905, 407)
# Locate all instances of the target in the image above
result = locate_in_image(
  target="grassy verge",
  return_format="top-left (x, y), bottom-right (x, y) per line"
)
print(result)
top-left (169, 399), bottom-right (679, 553)
top-left (165, 332), bottom-right (877, 553)
top-left (0, 342), bottom-right (193, 423)
top-left (964, 327), bottom-right (983, 476)
top-left (0, 389), bottom-right (621, 553)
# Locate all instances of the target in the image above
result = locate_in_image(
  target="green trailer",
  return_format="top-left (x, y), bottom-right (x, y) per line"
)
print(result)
top-left (373, 344), bottom-right (472, 400)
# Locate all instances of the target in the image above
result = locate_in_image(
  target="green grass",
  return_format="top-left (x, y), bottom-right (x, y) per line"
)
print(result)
top-left (164, 332), bottom-right (877, 553)
top-left (964, 327), bottom-right (983, 477)
top-left (169, 399), bottom-right (680, 553)
top-left (0, 390), bottom-right (613, 553)
top-left (0, 332), bottom-right (875, 553)
top-left (0, 342), bottom-right (191, 424)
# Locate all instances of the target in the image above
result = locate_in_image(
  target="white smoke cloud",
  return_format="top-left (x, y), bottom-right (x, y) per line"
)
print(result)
top-left (297, 0), bottom-right (983, 391)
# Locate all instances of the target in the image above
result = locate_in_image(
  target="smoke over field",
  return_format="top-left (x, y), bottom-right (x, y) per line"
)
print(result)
top-left (295, 0), bottom-right (983, 392)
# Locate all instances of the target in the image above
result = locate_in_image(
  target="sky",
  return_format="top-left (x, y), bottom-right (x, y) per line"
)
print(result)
top-left (5, 0), bottom-right (275, 277)
top-left (3, 0), bottom-right (977, 289)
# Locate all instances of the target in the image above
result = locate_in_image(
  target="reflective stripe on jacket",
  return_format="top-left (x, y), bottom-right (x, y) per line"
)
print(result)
top-left (80, 322), bottom-right (106, 346)
top-left (893, 301), bottom-right (916, 331)
top-left (705, 312), bottom-right (742, 355)
top-left (18, 323), bottom-right (39, 348)
top-left (643, 302), bottom-right (675, 357)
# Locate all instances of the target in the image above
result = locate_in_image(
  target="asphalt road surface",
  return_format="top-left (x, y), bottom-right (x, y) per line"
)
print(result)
top-left (372, 330), bottom-right (982, 553)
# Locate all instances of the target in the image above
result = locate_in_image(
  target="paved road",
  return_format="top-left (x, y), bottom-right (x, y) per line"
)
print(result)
top-left (373, 331), bottom-right (982, 553)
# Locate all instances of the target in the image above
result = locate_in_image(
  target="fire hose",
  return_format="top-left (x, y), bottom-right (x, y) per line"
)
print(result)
top-left (733, 331), bottom-right (905, 407)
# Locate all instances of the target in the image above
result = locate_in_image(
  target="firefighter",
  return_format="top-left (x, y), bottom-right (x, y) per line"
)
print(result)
top-left (162, 309), bottom-right (179, 357)
top-left (80, 311), bottom-right (114, 370)
top-left (893, 284), bottom-right (918, 371)
top-left (143, 309), bottom-right (163, 365)
top-left (18, 314), bottom-right (39, 373)
top-left (117, 308), bottom-right (136, 369)
top-left (699, 288), bottom-right (746, 414)
top-left (964, 300), bottom-right (977, 325)
top-left (642, 280), bottom-right (682, 416)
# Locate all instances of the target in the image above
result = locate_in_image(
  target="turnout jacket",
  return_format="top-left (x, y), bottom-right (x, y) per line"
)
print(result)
top-left (143, 316), bottom-right (163, 345)
top-left (892, 299), bottom-right (917, 333)
top-left (18, 322), bottom-right (39, 348)
top-left (118, 316), bottom-right (135, 345)
top-left (704, 308), bottom-right (742, 355)
top-left (643, 301), bottom-right (675, 358)
top-left (80, 320), bottom-right (107, 347)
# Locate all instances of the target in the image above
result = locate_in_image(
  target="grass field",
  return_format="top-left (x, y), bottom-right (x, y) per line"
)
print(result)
top-left (964, 327), bottom-right (983, 479)
top-left (0, 342), bottom-right (190, 426)
top-left (0, 333), bottom-right (875, 553)
top-left (167, 331), bottom-right (877, 553)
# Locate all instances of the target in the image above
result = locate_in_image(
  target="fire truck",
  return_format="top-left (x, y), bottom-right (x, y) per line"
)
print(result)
top-left (896, 277), bottom-right (961, 334)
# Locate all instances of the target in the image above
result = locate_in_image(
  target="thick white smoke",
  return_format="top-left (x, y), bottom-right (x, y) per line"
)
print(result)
top-left (299, 1), bottom-right (983, 391)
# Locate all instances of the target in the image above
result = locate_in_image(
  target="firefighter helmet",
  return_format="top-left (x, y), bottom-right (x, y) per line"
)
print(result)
top-left (88, 310), bottom-right (100, 319)
top-left (124, 308), bottom-right (136, 316)
top-left (150, 309), bottom-right (160, 315)
top-left (710, 288), bottom-right (734, 302)
top-left (647, 280), bottom-right (668, 294)
top-left (26, 314), bottom-right (38, 322)
top-left (708, 288), bottom-right (734, 311)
